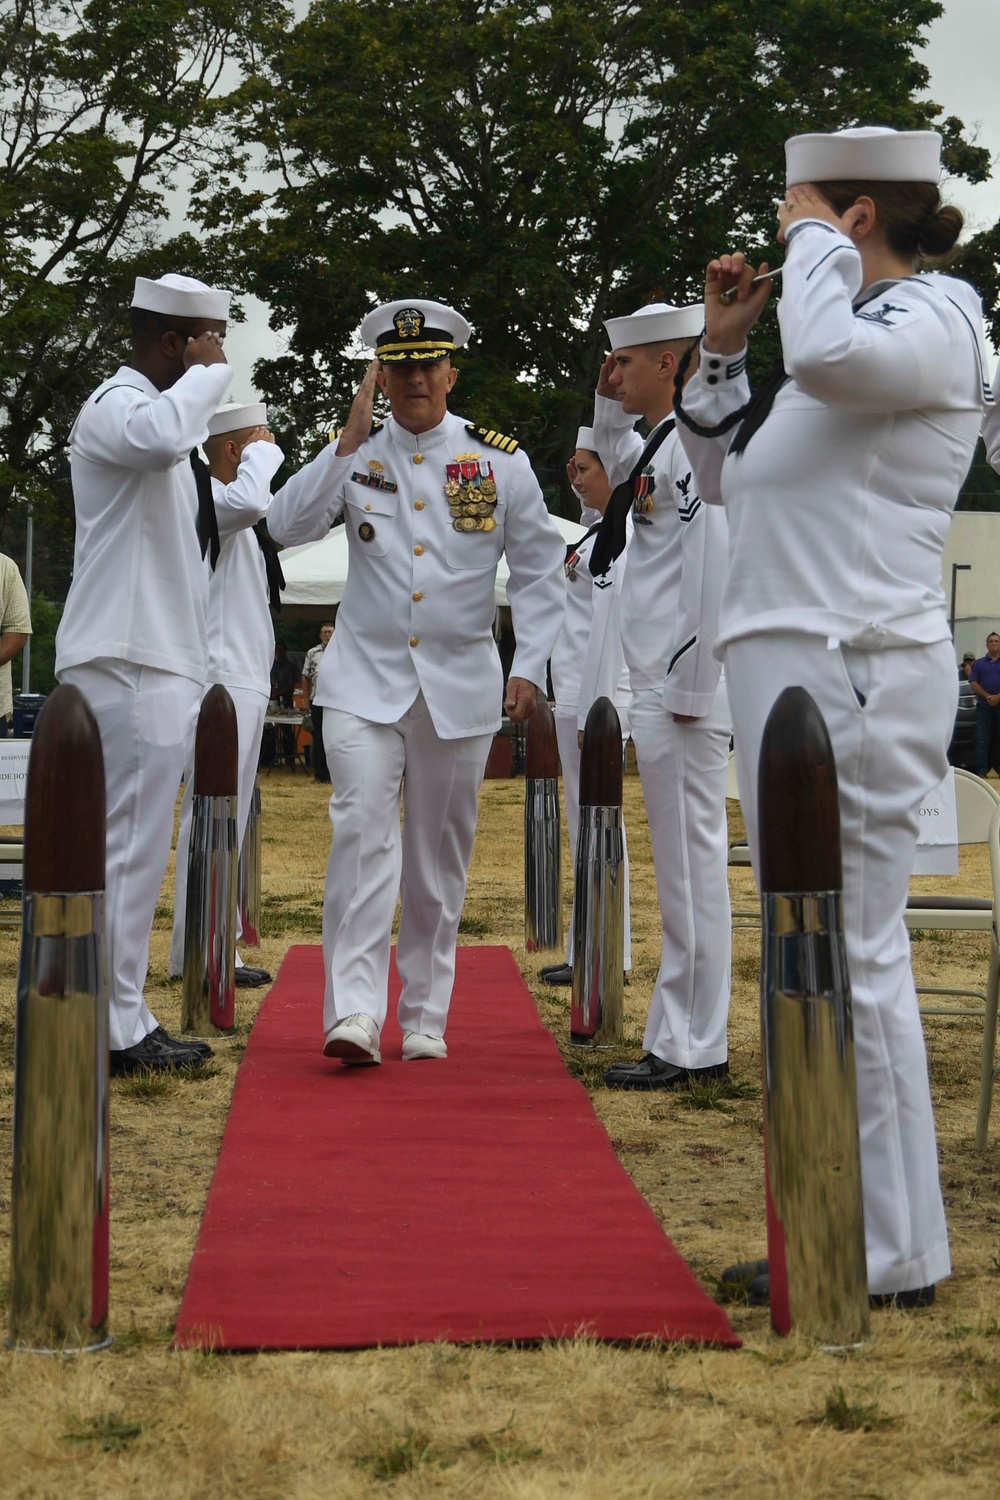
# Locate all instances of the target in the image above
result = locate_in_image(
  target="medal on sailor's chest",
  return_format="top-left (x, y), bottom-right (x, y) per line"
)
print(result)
top-left (444, 452), bottom-right (498, 532)
top-left (632, 465), bottom-right (655, 524)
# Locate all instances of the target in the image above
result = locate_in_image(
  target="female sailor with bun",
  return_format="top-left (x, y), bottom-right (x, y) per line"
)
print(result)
top-left (675, 126), bottom-right (992, 1307)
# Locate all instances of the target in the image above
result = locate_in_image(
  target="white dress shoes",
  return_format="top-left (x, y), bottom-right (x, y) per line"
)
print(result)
top-left (402, 1031), bottom-right (448, 1061)
top-left (323, 1012), bottom-right (381, 1065)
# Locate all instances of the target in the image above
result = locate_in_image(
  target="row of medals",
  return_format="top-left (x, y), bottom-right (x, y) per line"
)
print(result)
top-left (445, 477), bottom-right (498, 531)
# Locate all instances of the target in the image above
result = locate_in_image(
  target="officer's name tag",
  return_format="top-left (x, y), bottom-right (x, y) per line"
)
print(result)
top-left (913, 768), bottom-right (959, 876)
top-left (351, 471), bottom-right (397, 493)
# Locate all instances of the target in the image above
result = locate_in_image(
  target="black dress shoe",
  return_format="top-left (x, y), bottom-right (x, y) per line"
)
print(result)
top-left (604, 1054), bottom-right (730, 1091)
top-left (718, 1258), bottom-right (936, 1311)
top-left (149, 1025), bottom-right (214, 1059)
top-left (110, 1031), bottom-right (207, 1076)
top-left (538, 963), bottom-right (573, 985)
top-left (235, 967), bottom-right (270, 988)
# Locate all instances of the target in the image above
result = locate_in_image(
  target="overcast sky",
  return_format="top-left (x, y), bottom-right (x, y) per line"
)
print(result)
top-left (221, 0), bottom-right (1000, 400)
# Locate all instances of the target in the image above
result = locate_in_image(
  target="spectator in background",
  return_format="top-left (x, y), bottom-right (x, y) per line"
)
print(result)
top-left (961, 652), bottom-right (975, 680)
top-left (970, 632), bottom-right (1000, 778)
top-left (269, 640), bottom-right (298, 707)
top-left (0, 554), bottom-right (31, 735)
top-left (303, 622), bottom-right (335, 782)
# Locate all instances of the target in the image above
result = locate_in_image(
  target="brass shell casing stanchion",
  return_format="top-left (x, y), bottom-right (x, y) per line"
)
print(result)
top-left (181, 685), bottom-right (239, 1036)
top-left (758, 686), bottom-right (870, 1348)
top-left (524, 696), bottom-right (562, 953)
top-left (237, 779), bottom-right (262, 948)
top-left (8, 685), bottom-right (111, 1354)
top-left (570, 697), bottom-right (624, 1046)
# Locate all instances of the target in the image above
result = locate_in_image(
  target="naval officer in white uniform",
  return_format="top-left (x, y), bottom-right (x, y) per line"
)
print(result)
top-left (268, 300), bottom-right (565, 1064)
top-left (169, 401), bottom-right (286, 984)
top-left (541, 427), bottom-right (633, 985)
top-left (55, 273), bottom-right (233, 1074)
top-left (587, 302), bottom-right (732, 1091)
top-left (676, 126), bottom-right (990, 1306)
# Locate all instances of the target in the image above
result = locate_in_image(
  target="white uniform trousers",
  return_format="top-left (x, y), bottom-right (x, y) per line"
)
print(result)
top-left (57, 659), bottom-right (201, 1052)
top-left (725, 631), bottom-right (954, 1295)
top-left (629, 685), bottom-right (732, 1069)
top-left (321, 692), bottom-right (493, 1038)
top-left (554, 712), bottom-right (632, 969)
top-left (169, 686), bottom-right (268, 976)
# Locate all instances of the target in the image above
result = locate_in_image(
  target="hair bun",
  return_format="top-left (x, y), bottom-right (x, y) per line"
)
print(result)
top-left (918, 203), bottom-right (964, 258)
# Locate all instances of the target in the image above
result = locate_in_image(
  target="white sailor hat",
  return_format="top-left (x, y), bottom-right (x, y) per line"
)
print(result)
top-left (361, 299), bottom-right (471, 362)
top-left (576, 426), bottom-right (599, 451)
top-left (603, 302), bottom-right (705, 350)
top-left (207, 401), bottom-right (267, 438)
top-left (131, 273), bottom-right (231, 322)
top-left (785, 127), bottom-right (942, 187)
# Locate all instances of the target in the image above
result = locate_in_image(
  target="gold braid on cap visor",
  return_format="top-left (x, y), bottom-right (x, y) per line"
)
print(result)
top-left (376, 339), bottom-right (457, 362)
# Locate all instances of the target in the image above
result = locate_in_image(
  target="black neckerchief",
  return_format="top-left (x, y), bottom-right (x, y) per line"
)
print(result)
top-left (589, 419), bottom-right (675, 577)
top-left (254, 520), bottom-right (285, 612)
top-left (565, 519), bottom-right (602, 563)
top-left (189, 450), bottom-right (221, 569)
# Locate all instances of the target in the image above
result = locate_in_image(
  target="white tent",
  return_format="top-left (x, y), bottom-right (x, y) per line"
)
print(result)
top-left (278, 514), bottom-right (588, 613)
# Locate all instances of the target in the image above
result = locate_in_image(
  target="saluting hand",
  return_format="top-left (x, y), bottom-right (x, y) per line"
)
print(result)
top-left (703, 253), bottom-right (772, 355)
top-left (245, 426), bottom-right (275, 445)
top-left (595, 351), bottom-right (619, 400)
top-left (505, 677), bottom-right (538, 723)
top-left (336, 359), bottom-right (381, 457)
top-left (183, 331), bottom-right (227, 369)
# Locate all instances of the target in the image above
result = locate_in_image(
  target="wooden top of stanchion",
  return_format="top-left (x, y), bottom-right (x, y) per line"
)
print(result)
top-left (194, 684), bottom-right (239, 797)
top-left (579, 696), bottom-right (623, 807)
top-left (524, 695), bottom-right (559, 780)
top-left (758, 685), bottom-right (842, 893)
top-left (24, 684), bottom-right (106, 892)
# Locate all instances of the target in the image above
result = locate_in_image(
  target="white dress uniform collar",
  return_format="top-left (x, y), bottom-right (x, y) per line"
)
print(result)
top-left (385, 412), bottom-right (454, 457)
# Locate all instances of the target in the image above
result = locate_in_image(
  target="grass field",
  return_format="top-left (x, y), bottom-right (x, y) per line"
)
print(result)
top-left (1, 766), bottom-right (998, 1499)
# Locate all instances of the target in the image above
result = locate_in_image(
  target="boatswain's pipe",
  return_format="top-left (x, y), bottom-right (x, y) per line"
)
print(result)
top-left (181, 685), bottom-right (239, 1035)
top-left (524, 696), bottom-right (562, 953)
top-left (758, 685), bottom-right (869, 1347)
top-left (237, 778), bottom-right (262, 948)
top-left (570, 696), bottom-right (625, 1046)
top-left (8, 684), bottom-right (111, 1353)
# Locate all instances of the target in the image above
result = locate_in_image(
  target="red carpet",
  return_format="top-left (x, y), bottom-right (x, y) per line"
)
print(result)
top-left (174, 946), bottom-right (739, 1350)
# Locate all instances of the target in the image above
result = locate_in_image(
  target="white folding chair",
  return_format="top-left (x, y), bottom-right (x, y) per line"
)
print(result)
top-left (0, 836), bottom-right (23, 929)
top-left (904, 767), bottom-right (1000, 1149)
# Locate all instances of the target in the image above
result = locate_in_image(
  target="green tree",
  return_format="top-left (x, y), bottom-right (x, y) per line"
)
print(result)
top-left (0, 0), bottom-right (287, 593)
top-left (210, 0), bottom-right (990, 510)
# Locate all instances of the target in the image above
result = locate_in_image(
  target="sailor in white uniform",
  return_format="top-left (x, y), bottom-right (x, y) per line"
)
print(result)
top-left (267, 300), bottom-right (565, 1064)
top-left (587, 303), bottom-right (732, 1091)
top-left (541, 427), bottom-right (632, 985)
top-left (676, 126), bottom-right (990, 1305)
top-left (169, 401), bottom-right (286, 984)
top-left (55, 273), bottom-right (233, 1074)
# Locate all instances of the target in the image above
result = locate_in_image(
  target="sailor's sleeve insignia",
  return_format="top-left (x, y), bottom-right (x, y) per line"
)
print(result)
top-left (466, 422), bottom-right (519, 454)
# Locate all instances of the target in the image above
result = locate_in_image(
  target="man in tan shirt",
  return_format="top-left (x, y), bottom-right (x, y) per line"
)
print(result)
top-left (0, 554), bottom-right (31, 735)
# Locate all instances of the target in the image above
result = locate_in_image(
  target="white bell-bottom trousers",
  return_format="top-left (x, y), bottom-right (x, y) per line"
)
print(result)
top-left (554, 711), bottom-right (632, 969)
top-left (628, 684), bottom-right (732, 1069)
top-left (169, 685), bottom-right (267, 976)
top-left (321, 692), bottom-right (493, 1038)
top-left (725, 631), bottom-right (955, 1295)
top-left (58, 658), bottom-right (201, 1051)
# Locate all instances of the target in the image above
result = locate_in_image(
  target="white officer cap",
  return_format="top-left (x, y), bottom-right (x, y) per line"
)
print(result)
top-left (576, 426), bottom-right (599, 451)
top-left (785, 127), bottom-right (942, 187)
top-left (603, 302), bottom-right (705, 350)
top-left (361, 299), bottom-right (472, 362)
top-left (207, 402), bottom-right (267, 437)
top-left (131, 273), bottom-right (231, 322)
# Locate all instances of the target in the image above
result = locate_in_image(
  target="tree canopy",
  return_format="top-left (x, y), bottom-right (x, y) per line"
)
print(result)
top-left (0, 0), bottom-right (280, 589)
top-left (211, 0), bottom-right (991, 503)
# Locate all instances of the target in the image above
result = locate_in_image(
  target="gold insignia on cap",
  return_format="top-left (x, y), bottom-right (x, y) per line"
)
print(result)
top-left (394, 307), bottom-right (425, 340)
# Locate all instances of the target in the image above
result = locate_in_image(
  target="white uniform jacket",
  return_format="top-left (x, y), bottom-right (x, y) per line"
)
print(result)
top-left (55, 362), bottom-right (233, 684)
top-left (552, 526), bottom-right (632, 734)
top-left (677, 219), bottom-right (991, 654)
top-left (268, 410), bottom-right (566, 740)
top-left (208, 441), bottom-right (286, 696)
top-left (590, 403), bottom-right (727, 718)
top-left (982, 356), bottom-right (1000, 473)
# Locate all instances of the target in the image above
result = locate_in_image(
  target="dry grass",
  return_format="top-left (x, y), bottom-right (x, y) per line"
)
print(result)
top-left (1, 765), bottom-right (999, 1499)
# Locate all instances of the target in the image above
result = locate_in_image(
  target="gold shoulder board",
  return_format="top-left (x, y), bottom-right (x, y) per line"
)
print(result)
top-left (466, 422), bottom-right (519, 454)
